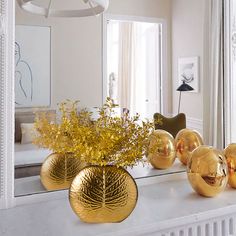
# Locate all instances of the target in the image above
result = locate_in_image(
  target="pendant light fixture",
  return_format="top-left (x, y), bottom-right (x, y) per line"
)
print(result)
top-left (16, 0), bottom-right (109, 18)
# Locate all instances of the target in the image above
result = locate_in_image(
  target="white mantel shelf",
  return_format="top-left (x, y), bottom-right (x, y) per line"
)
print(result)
top-left (2, 173), bottom-right (236, 236)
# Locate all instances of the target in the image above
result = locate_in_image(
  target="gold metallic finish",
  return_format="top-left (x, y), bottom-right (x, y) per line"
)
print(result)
top-left (34, 98), bottom-right (154, 169)
top-left (224, 143), bottom-right (236, 188)
top-left (69, 166), bottom-right (138, 223)
top-left (40, 153), bottom-right (85, 191)
top-left (175, 129), bottom-right (203, 165)
top-left (187, 145), bottom-right (228, 197)
top-left (148, 130), bottom-right (176, 169)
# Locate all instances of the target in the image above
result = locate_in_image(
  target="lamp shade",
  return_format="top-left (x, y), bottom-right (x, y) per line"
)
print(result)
top-left (16, 0), bottom-right (109, 18)
top-left (177, 81), bottom-right (194, 92)
top-left (176, 81), bottom-right (194, 114)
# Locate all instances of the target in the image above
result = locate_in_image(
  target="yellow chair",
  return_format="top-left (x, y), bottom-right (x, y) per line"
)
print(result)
top-left (153, 113), bottom-right (186, 138)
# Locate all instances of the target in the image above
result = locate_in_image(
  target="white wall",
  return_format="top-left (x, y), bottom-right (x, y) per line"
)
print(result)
top-left (171, 0), bottom-right (204, 123)
top-left (15, 0), bottom-right (172, 111)
top-left (16, 2), bottom-right (102, 109)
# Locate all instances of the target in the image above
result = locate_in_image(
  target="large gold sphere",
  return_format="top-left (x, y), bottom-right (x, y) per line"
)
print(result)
top-left (187, 146), bottom-right (228, 197)
top-left (148, 130), bottom-right (176, 169)
top-left (175, 128), bottom-right (203, 165)
top-left (224, 143), bottom-right (236, 188)
top-left (41, 153), bottom-right (85, 191)
top-left (69, 166), bottom-right (138, 223)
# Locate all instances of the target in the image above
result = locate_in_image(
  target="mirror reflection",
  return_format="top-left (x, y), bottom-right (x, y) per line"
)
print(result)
top-left (15, 0), bottom-right (204, 196)
top-left (105, 20), bottom-right (162, 119)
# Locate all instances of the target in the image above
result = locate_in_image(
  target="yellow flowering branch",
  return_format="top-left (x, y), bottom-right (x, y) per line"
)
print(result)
top-left (34, 98), bottom-right (158, 168)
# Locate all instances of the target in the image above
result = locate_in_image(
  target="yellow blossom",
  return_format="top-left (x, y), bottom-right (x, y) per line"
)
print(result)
top-left (33, 98), bottom-right (162, 168)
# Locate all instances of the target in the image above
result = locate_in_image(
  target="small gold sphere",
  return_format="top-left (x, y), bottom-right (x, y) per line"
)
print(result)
top-left (148, 130), bottom-right (176, 169)
top-left (187, 145), bottom-right (228, 197)
top-left (175, 128), bottom-right (203, 165)
top-left (41, 153), bottom-right (85, 191)
top-left (224, 143), bottom-right (236, 188)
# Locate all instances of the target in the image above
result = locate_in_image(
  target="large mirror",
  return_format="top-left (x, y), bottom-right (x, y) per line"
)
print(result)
top-left (14, 0), bottom-right (204, 197)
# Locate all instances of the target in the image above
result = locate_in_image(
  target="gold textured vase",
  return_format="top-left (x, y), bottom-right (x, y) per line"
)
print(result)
top-left (69, 166), bottom-right (138, 223)
top-left (224, 143), bottom-right (236, 188)
top-left (187, 146), bottom-right (228, 197)
top-left (175, 128), bottom-right (203, 165)
top-left (148, 130), bottom-right (176, 169)
top-left (40, 153), bottom-right (85, 191)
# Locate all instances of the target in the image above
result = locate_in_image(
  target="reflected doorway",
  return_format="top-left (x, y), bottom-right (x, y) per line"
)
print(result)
top-left (104, 17), bottom-right (163, 119)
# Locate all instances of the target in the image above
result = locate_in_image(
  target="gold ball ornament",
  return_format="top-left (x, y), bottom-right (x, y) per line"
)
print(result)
top-left (40, 153), bottom-right (85, 191)
top-left (148, 130), bottom-right (176, 169)
top-left (175, 128), bottom-right (204, 165)
top-left (69, 166), bottom-right (138, 223)
top-left (224, 143), bottom-right (236, 188)
top-left (187, 146), bottom-right (228, 197)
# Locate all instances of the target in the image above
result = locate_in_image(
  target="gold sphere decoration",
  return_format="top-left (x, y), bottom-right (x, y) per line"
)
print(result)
top-left (187, 145), bottom-right (228, 197)
top-left (224, 143), bottom-right (236, 188)
top-left (175, 128), bottom-right (204, 165)
top-left (69, 166), bottom-right (138, 223)
top-left (148, 129), bottom-right (176, 169)
top-left (40, 153), bottom-right (85, 191)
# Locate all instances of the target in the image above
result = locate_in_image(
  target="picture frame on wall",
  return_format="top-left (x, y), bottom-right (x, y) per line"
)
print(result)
top-left (178, 56), bottom-right (199, 93)
top-left (15, 25), bottom-right (51, 108)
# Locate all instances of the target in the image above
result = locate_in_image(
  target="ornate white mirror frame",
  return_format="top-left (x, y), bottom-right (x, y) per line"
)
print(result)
top-left (0, 0), bottom-right (236, 216)
top-left (0, 0), bottom-right (15, 209)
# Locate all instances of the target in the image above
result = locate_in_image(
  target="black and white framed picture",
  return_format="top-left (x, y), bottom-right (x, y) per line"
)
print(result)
top-left (15, 25), bottom-right (51, 108)
top-left (178, 56), bottom-right (199, 93)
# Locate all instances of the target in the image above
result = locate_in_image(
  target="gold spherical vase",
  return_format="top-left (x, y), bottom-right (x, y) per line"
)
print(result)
top-left (175, 128), bottom-right (204, 165)
top-left (187, 146), bottom-right (228, 197)
top-left (148, 130), bottom-right (176, 169)
top-left (40, 153), bottom-right (85, 191)
top-left (69, 165), bottom-right (138, 223)
top-left (224, 143), bottom-right (236, 188)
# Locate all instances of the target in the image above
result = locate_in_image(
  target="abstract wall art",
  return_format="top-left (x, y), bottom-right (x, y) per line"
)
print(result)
top-left (15, 25), bottom-right (51, 108)
top-left (178, 57), bottom-right (199, 93)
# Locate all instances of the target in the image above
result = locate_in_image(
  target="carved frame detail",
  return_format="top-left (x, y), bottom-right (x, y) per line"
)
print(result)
top-left (0, 0), bottom-right (15, 209)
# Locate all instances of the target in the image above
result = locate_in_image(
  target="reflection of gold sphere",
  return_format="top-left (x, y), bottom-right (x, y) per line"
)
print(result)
top-left (224, 143), bottom-right (236, 188)
top-left (175, 129), bottom-right (203, 165)
top-left (69, 166), bottom-right (138, 223)
top-left (41, 153), bottom-right (85, 191)
top-left (187, 146), bottom-right (228, 197)
top-left (148, 130), bottom-right (176, 169)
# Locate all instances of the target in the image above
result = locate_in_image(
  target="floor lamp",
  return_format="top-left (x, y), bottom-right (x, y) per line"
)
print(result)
top-left (177, 81), bottom-right (194, 114)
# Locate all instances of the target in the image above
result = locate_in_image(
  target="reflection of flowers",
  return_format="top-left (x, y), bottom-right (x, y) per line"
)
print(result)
top-left (15, 42), bottom-right (33, 105)
top-left (34, 98), bottom-right (155, 168)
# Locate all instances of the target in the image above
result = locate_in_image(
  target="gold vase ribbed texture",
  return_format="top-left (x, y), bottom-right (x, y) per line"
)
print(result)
top-left (40, 153), bottom-right (85, 191)
top-left (148, 130), bottom-right (176, 169)
top-left (175, 128), bottom-right (204, 165)
top-left (69, 166), bottom-right (138, 223)
top-left (187, 145), bottom-right (228, 197)
top-left (224, 143), bottom-right (236, 188)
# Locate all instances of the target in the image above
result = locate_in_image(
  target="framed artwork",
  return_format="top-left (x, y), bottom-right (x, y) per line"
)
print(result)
top-left (15, 25), bottom-right (51, 108)
top-left (178, 56), bottom-right (199, 93)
